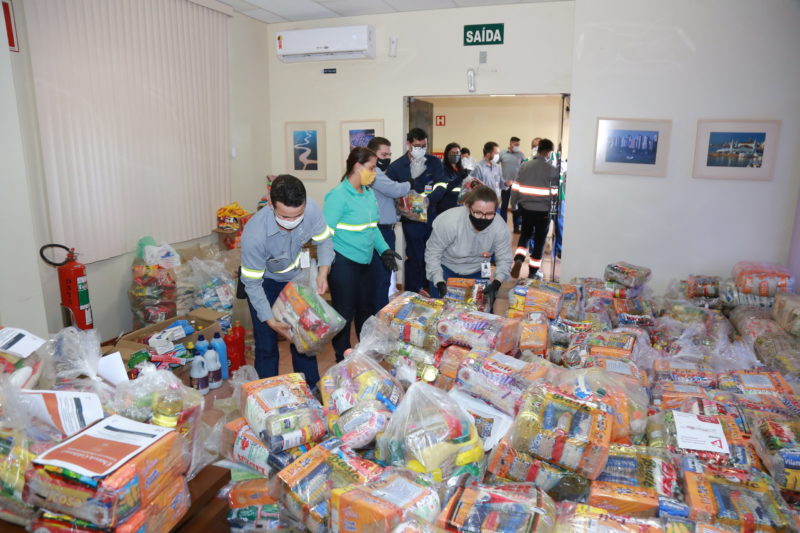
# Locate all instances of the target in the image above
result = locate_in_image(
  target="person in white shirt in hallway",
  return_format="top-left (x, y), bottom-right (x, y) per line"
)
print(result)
top-left (469, 141), bottom-right (506, 205)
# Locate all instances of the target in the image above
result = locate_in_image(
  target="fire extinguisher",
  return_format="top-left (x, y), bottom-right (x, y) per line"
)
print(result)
top-left (40, 244), bottom-right (94, 330)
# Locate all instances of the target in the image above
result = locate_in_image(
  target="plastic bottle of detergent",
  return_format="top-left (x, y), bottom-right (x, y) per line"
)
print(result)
top-left (211, 332), bottom-right (229, 380)
top-left (189, 357), bottom-right (209, 395)
top-left (195, 334), bottom-right (209, 356)
top-left (205, 349), bottom-right (222, 389)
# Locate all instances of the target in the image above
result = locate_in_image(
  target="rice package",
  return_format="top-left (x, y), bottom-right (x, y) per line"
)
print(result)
top-left (604, 262), bottom-right (652, 288)
top-left (751, 416), bottom-right (800, 493)
top-left (717, 370), bottom-right (793, 396)
top-left (271, 281), bottom-right (345, 354)
top-left (240, 373), bottom-right (327, 453)
top-left (278, 438), bottom-right (383, 533)
top-left (30, 475), bottom-right (190, 533)
top-left (25, 415), bottom-right (186, 528)
top-left (554, 502), bottom-right (664, 533)
top-left (437, 481), bottom-right (557, 533)
top-left (376, 382), bottom-right (484, 483)
top-left (385, 342), bottom-right (439, 386)
top-left (319, 353), bottom-right (404, 449)
top-left (589, 444), bottom-right (681, 518)
top-left (435, 308), bottom-right (520, 353)
top-left (681, 456), bottom-right (792, 530)
top-left (397, 191), bottom-right (429, 223)
top-left (444, 278), bottom-right (489, 312)
top-left (510, 384), bottom-right (613, 480)
top-left (485, 438), bottom-right (590, 502)
top-left (519, 312), bottom-right (549, 359)
top-left (454, 349), bottom-right (552, 415)
top-left (773, 292), bottom-right (800, 336)
top-left (222, 418), bottom-right (271, 477)
top-left (379, 292), bottom-right (445, 350)
top-left (732, 261), bottom-right (795, 297)
top-left (508, 281), bottom-right (564, 320)
top-left (329, 471), bottom-right (440, 533)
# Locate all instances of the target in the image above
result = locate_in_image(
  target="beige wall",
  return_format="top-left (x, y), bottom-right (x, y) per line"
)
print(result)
top-left (419, 95), bottom-right (565, 158)
top-left (266, 2), bottom-right (575, 206)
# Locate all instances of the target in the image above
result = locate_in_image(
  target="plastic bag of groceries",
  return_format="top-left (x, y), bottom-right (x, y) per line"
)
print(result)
top-left (603, 261), bottom-right (651, 288)
top-left (457, 176), bottom-right (484, 205)
top-left (435, 308), bottom-right (520, 354)
top-left (772, 292), bottom-right (800, 336)
top-left (189, 257), bottom-right (236, 313)
top-left (508, 280), bottom-right (564, 320)
top-left (319, 351), bottom-right (404, 448)
top-left (443, 278), bottom-right (489, 312)
top-left (397, 190), bottom-right (429, 223)
top-left (378, 292), bottom-right (445, 351)
top-left (732, 261), bottom-right (795, 297)
top-left (376, 382), bottom-right (484, 483)
top-left (272, 277), bottom-right (345, 355)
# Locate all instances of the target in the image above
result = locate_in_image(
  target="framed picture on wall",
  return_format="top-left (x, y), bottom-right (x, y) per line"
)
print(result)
top-left (340, 120), bottom-right (384, 160)
top-left (692, 119), bottom-right (781, 180)
top-left (593, 118), bottom-right (672, 177)
top-left (285, 121), bottom-right (326, 180)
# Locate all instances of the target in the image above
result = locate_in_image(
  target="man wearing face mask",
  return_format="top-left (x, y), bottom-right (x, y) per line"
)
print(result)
top-left (425, 185), bottom-right (512, 312)
top-left (239, 174), bottom-right (334, 386)
top-left (499, 136), bottom-right (525, 231)
top-left (470, 141), bottom-right (506, 205)
top-left (367, 136), bottom-right (410, 313)
top-left (386, 128), bottom-right (444, 294)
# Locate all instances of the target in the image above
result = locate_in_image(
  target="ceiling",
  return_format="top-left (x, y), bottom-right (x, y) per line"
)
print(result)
top-left (218, 0), bottom-right (558, 24)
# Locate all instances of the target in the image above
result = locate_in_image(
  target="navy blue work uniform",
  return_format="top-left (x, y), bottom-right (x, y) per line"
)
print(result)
top-left (386, 152), bottom-right (444, 293)
top-left (428, 163), bottom-right (468, 223)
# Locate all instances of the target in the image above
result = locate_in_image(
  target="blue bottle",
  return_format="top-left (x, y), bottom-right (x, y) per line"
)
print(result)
top-left (195, 334), bottom-right (210, 356)
top-left (211, 331), bottom-right (229, 380)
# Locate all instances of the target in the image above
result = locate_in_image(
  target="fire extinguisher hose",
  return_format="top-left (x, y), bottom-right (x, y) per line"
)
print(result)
top-left (39, 243), bottom-right (72, 267)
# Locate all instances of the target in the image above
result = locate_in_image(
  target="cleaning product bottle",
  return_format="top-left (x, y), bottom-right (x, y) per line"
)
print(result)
top-left (224, 328), bottom-right (241, 373)
top-left (195, 334), bottom-right (209, 356)
top-left (211, 332), bottom-right (229, 380)
top-left (190, 356), bottom-right (209, 395)
top-left (205, 349), bottom-right (222, 389)
top-left (185, 341), bottom-right (196, 364)
top-left (152, 382), bottom-right (183, 427)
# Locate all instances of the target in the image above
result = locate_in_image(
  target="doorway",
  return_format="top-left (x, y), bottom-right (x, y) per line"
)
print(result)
top-left (404, 94), bottom-right (570, 282)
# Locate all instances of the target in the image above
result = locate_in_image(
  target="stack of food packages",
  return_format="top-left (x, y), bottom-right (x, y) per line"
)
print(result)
top-left (0, 326), bottom-right (226, 532)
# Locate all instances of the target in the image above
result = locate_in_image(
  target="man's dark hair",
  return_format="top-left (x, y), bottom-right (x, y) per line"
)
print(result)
top-left (510, 136), bottom-right (520, 143)
top-left (407, 128), bottom-right (428, 143)
top-left (537, 138), bottom-right (555, 153)
top-left (270, 174), bottom-right (306, 208)
top-left (367, 136), bottom-right (391, 152)
top-left (483, 141), bottom-right (499, 156)
top-left (464, 185), bottom-right (499, 208)
top-left (461, 147), bottom-right (471, 156)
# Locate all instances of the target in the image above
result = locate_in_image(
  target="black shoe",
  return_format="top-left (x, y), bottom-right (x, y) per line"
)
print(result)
top-left (511, 258), bottom-right (523, 279)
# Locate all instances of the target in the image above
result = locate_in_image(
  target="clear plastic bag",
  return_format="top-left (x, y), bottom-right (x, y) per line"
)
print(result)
top-left (436, 481), bottom-right (557, 533)
top-left (329, 469), bottom-right (441, 533)
top-left (729, 305), bottom-right (783, 346)
top-left (508, 281), bottom-right (564, 320)
top-left (732, 261), bottom-right (795, 297)
top-left (519, 312), bottom-right (550, 360)
top-left (457, 177), bottom-right (484, 205)
top-left (385, 342), bottom-right (439, 387)
top-left (375, 381), bottom-right (484, 483)
top-left (443, 278), bottom-right (489, 313)
top-left (378, 292), bottom-right (445, 350)
top-left (603, 262), bottom-right (651, 288)
top-left (319, 352), bottom-right (404, 449)
top-left (772, 292), bottom-right (800, 336)
top-left (349, 316), bottom-right (399, 363)
top-left (750, 415), bottom-right (800, 493)
top-left (392, 519), bottom-right (448, 533)
top-left (510, 383), bottom-right (613, 480)
top-left (554, 502), bottom-right (664, 532)
top-left (49, 326), bottom-right (102, 381)
top-left (128, 259), bottom-right (179, 328)
top-left (224, 478), bottom-right (300, 532)
top-left (754, 332), bottom-right (800, 376)
top-left (272, 279), bottom-right (345, 355)
top-left (717, 369), bottom-right (793, 396)
top-left (240, 373), bottom-right (327, 453)
top-left (189, 257), bottom-right (236, 312)
top-left (396, 191), bottom-right (429, 223)
top-left (222, 417), bottom-right (272, 477)
top-left (435, 308), bottom-right (520, 354)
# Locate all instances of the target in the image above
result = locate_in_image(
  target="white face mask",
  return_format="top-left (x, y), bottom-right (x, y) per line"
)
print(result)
top-left (492, 153), bottom-right (500, 164)
top-left (512, 145), bottom-right (521, 153)
top-left (275, 214), bottom-right (303, 230)
top-left (411, 146), bottom-right (427, 160)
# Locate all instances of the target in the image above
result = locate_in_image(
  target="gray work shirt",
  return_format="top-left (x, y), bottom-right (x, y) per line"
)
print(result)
top-left (499, 149), bottom-right (525, 183)
top-left (239, 199), bottom-right (334, 322)
top-left (470, 159), bottom-right (507, 199)
top-left (371, 167), bottom-right (410, 225)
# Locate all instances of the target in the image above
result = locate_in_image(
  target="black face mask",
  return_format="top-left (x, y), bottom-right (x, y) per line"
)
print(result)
top-left (377, 158), bottom-right (390, 172)
top-left (469, 214), bottom-right (493, 232)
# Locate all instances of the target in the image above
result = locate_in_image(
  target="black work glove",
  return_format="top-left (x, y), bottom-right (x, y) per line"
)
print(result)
top-left (436, 282), bottom-right (447, 298)
top-left (381, 250), bottom-right (402, 272)
top-left (483, 279), bottom-right (502, 310)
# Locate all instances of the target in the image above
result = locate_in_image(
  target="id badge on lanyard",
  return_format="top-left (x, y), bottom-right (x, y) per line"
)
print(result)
top-left (481, 252), bottom-right (492, 278)
top-left (300, 249), bottom-right (311, 269)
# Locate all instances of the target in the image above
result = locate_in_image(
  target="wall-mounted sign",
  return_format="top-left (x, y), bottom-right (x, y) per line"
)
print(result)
top-left (463, 23), bottom-right (504, 46)
top-left (435, 115), bottom-right (446, 127)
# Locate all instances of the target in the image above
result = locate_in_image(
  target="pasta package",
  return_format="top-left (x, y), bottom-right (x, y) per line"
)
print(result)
top-left (510, 384), bottom-right (613, 480)
top-left (435, 309), bottom-right (520, 354)
top-left (379, 292), bottom-right (445, 350)
top-left (240, 373), bottom-right (327, 453)
top-left (732, 261), bottom-right (795, 297)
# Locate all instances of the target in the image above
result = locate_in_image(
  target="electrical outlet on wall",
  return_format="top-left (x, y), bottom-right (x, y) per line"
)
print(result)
top-left (479, 51), bottom-right (487, 64)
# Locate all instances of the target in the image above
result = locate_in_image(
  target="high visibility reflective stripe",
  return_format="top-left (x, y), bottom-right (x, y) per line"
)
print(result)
top-left (529, 258), bottom-right (542, 267)
top-left (275, 253), bottom-right (302, 274)
top-left (515, 247), bottom-right (528, 256)
top-left (452, 187), bottom-right (461, 193)
top-left (516, 184), bottom-right (552, 196)
top-left (241, 266), bottom-right (265, 280)
top-left (432, 182), bottom-right (448, 190)
top-left (336, 221), bottom-right (378, 232)
top-left (550, 187), bottom-right (559, 194)
top-left (312, 225), bottom-right (334, 242)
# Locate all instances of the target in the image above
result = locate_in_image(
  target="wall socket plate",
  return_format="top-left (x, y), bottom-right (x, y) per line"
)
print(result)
top-left (479, 51), bottom-right (487, 64)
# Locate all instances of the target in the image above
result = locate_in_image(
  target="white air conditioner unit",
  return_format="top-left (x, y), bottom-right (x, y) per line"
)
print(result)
top-left (276, 25), bottom-right (375, 63)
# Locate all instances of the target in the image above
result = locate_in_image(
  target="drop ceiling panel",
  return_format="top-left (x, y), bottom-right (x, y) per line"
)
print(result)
top-left (247, 0), bottom-right (340, 20)
top-left (316, 0), bottom-right (396, 17)
top-left (240, 8), bottom-right (287, 22)
top-left (383, 0), bottom-right (458, 12)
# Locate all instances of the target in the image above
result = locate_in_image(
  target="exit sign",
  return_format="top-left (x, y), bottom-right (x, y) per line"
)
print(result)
top-left (463, 23), bottom-right (504, 46)
top-left (435, 115), bottom-right (446, 127)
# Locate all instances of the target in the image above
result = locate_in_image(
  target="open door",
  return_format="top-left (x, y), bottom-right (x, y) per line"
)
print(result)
top-left (408, 97), bottom-right (434, 147)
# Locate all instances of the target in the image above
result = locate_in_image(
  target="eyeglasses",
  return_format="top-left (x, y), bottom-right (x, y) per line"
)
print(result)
top-left (470, 209), bottom-right (496, 220)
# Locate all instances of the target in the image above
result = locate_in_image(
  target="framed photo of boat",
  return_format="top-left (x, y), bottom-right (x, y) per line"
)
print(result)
top-left (593, 118), bottom-right (671, 177)
top-left (692, 119), bottom-right (781, 180)
top-left (285, 121), bottom-right (326, 180)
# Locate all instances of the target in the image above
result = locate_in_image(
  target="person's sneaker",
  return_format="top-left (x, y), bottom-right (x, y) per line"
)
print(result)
top-left (511, 258), bottom-right (523, 278)
top-left (528, 269), bottom-right (544, 280)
